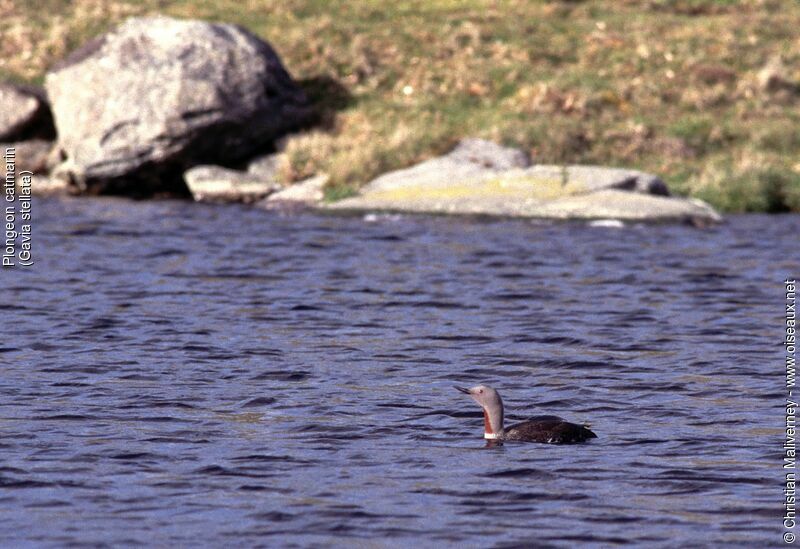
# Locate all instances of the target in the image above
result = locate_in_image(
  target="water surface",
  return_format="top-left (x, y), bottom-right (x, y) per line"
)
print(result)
top-left (1, 197), bottom-right (796, 547)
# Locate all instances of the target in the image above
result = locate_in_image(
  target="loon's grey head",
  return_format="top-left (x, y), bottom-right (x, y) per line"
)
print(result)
top-left (455, 384), bottom-right (504, 438)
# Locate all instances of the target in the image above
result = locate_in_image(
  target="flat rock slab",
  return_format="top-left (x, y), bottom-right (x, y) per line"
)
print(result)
top-left (532, 190), bottom-right (720, 222)
top-left (326, 140), bottom-right (720, 224)
top-left (328, 179), bottom-right (717, 222)
top-left (328, 173), bottom-right (719, 223)
top-left (522, 165), bottom-right (669, 195)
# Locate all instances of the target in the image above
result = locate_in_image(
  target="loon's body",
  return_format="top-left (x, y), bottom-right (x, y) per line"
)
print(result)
top-left (455, 385), bottom-right (597, 444)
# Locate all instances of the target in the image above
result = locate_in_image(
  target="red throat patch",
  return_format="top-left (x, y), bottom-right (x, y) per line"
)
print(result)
top-left (483, 409), bottom-right (493, 434)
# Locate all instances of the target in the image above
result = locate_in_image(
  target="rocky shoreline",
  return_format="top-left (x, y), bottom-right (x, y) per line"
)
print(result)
top-left (6, 15), bottom-right (721, 226)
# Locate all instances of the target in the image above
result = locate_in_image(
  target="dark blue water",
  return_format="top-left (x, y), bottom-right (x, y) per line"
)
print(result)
top-left (1, 196), bottom-right (796, 547)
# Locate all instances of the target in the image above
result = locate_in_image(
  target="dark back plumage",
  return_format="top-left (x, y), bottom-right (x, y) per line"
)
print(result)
top-left (503, 416), bottom-right (597, 444)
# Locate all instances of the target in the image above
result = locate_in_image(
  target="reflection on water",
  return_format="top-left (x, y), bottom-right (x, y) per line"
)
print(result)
top-left (1, 197), bottom-right (797, 546)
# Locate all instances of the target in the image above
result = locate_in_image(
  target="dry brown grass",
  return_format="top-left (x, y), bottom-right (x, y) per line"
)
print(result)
top-left (3, 0), bottom-right (799, 210)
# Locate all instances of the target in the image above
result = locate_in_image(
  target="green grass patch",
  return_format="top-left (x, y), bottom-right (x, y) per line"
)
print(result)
top-left (323, 183), bottom-right (359, 202)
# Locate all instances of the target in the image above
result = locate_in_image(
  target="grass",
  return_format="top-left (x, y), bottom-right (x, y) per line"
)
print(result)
top-left (3, 0), bottom-right (800, 211)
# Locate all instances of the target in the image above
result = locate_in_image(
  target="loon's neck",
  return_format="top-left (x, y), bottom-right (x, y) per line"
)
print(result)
top-left (483, 407), bottom-right (504, 440)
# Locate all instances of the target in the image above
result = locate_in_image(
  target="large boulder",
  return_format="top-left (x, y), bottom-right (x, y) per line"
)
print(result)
top-left (0, 83), bottom-right (55, 142)
top-left (45, 16), bottom-right (314, 196)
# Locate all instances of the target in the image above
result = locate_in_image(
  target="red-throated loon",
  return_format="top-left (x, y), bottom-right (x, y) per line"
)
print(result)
top-left (455, 385), bottom-right (597, 444)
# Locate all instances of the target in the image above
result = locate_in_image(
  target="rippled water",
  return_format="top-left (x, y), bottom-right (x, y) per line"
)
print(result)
top-left (2, 196), bottom-right (797, 547)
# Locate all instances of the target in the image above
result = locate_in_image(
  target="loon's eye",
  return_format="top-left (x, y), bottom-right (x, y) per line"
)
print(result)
top-left (478, 389), bottom-right (483, 394)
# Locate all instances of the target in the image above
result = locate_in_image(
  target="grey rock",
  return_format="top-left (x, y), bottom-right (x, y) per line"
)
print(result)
top-left (246, 151), bottom-right (284, 180)
top-left (0, 140), bottom-right (54, 174)
top-left (363, 138), bottom-right (530, 193)
top-left (503, 165), bottom-right (669, 195)
top-left (326, 140), bottom-right (720, 224)
top-left (531, 190), bottom-right (721, 224)
top-left (30, 173), bottom-right (69, 195)
top-left (445, 138), bottom-right (531, 171)
top-left (556, 165), bottom-right (669, 195)
top-left (264, 174), bottom-right (328, 204)
top-left (45, 16), bottom-right (314, 196)
top-left (184, 165), bottom-right (282, 203)
top-left (0, 83), bottom-right (55, 142)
